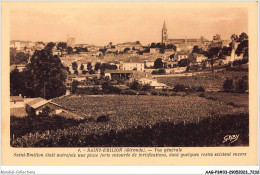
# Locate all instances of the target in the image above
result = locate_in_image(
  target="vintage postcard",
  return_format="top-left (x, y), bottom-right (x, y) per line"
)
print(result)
top-left (1, 1), bottom-right (258, 166)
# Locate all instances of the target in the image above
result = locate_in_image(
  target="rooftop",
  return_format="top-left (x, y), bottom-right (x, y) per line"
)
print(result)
top-left (26, 97), bottom-right (50, 109)
top-left (10, 96), bottom-right (23, 102)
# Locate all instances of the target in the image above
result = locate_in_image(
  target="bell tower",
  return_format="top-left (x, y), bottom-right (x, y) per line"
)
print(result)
top-left (162, 20), bottom-right (168, 44)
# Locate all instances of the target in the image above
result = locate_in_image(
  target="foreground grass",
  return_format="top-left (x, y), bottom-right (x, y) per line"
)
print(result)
top-left (11, 113), bottom-right (248, 147)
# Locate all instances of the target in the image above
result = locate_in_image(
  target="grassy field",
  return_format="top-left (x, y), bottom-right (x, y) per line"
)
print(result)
top-left (12, 95), bottom-right (248, 147)
top-left (201, 92), bottom-right (248, 107)
top-left (156, 70), bottom-right (248, 90)
top-left (52, 95), bottom-right (247, 123)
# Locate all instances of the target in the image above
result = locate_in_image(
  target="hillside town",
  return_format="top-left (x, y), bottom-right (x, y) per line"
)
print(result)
top-left (10, 22), bottom-right (248, 116)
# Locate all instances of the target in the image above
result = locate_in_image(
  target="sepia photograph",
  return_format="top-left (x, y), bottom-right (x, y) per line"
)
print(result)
top-left (7, 2), bottom-right (251, 149)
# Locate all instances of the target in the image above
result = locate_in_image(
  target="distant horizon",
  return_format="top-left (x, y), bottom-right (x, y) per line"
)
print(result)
top-left (10, 3), bottom-right (248, 46)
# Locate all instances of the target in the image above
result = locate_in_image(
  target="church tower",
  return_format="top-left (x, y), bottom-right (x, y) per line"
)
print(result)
top-left (162, 20), bottom-right (168, 44)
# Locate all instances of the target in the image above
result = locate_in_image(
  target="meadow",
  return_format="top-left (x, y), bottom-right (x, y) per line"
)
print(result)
top-left (156, 70), bottom-right (248, 90)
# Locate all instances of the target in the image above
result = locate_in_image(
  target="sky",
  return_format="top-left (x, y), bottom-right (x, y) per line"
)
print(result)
top-left (10, 3), bottom-right (248, 46)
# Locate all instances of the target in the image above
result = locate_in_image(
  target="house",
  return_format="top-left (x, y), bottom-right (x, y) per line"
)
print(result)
top-left (10, 64), bottom-right (27, 72)
top-left (25, 98), bottom-right (64, 116)
top-left (120, 61), bottom-right (145, 71)
top-left (138, 78), bottom-right (168, 89)
top-left (172, 67), bottom-right (187, 73)
top-left (104, 70), bottom-right (134, 80)
top-left (176, 51), bottom-right (189, 61)
top-left (144, 60), bottom-right (154, 68)
top-left (150, 48), bottom-right (160, 54)
top-left (195, 54), bottom-right (208, 63)
top-left (10, 95), bottom-right (24, 108)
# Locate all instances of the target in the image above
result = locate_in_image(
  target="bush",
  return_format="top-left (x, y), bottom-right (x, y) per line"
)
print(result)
top-left (151, 91), bottom-right (158, 95)
top-left (96, 115), bottom-right (110, 123)
top-left (142, 84), bottom-right (151, 91)
top-left (130, 80), bottom-right (141, 90)
top-left (223, 78), bottom-right (234, 92)
top-left (124, 90), bottom-right (137, 95)
top-left (170, 92), bottom-right (178, 96)
top-left (199, 93), bottom-right (206, 98)
top-left (236, 76), bottom-right (248, 93)
top-left (173, 84), bottom-right (187, 92)
top-left (159, 92), bottom-right (169, 96)
top-left (197, 86), bottom-right (205, 92)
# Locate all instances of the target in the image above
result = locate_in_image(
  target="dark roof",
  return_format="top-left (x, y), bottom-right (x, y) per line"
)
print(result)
top-left (10, 96), bottom-right (23, 102)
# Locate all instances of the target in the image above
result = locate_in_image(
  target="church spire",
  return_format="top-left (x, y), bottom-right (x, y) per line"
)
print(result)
top-left (162, 20), bottom-right (168, 44)
top-left (163, 20), bottom-right (167, 30)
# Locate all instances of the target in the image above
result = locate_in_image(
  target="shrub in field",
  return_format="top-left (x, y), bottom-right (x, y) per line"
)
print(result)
top-left (223, 78), bottom-right (234, 92)
top-left (97, 115), bottom-right (110, 123)
top-left (142, 84), bottom-right (151, 91)
top-left (170, 92), bottom-right (178, 96)
top-left (236, 76), bottom-right (248, 93)
top-left (125, 90), bottom-right (137, 95)
top-left (173, 84), bottom-right (187, 92)
top-left (199, 93), bottom-right (206, 98)
top-left (151, 91), bottom-right (158, 95)
top-left (197, 86), bottom-right (205, 92)
top-left (130, 80), bottom-right (141, 90)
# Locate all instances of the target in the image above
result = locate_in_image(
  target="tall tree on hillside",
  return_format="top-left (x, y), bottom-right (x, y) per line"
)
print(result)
top-left (72, 62), bottom-right (78, 75)
top-left (67, 46), bottom-right (73, 54)
top-left (23, 43), bottom-right (67, 99)
top-left (236, 32), bottom-right (248, 58)
top-left (87, 62), bottom-right (92, 71)
top-left (57, 42), bottom-right (67, 51)
top-left (10, 68), bottom-right (26, 96)
top-left (80, 64), bottom-right (84, 71)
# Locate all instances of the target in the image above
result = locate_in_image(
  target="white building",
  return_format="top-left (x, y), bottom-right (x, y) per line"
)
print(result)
top-left (120, 61), bottom-right (145, 71)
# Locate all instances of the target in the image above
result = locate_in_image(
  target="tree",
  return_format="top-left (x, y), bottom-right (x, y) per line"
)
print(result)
top-left (42, 106), bottom-right (52, 116)
top-left (72, 62), bottom-right (78, 73)
top-left (10, 68), bottom-right (26, 96)
top-left (237, 32), bottom-right (248, 42)
top-left (178, 59), bottom-right (190, 67)
top-left (10, 50), bottom-right (29, 65)
top-left (71, 80), bottom-right (79, 94)
top-left (67, 47), bottom-right (73, 54)
top-left (57, 42), bottom-right (67, 51)
top-left (87, 62), bottom-right (92, 71)
top-left (80, 64), bottom-right (84, 71)
top-left (123, 48), bottom-right (130, 53)
top-left (235, 40), bottom-right (248, 58)
top-left (154, 58), bottom-right (164, 68)
top-left (236, 76), bottom-right (248, 93)
top-left (130, 80), bottom-right (141, 90)
top-left (23, 43), bottom-right (67, 99)
top-left (205, 47), bottom-right (221, 58)
top-left (94, 62), bottom-right (101, 71)
top-left (192, 46), bottom-right (202, 54)
top-left (142, 84), bottom-right (151, 91)
top-left (219, 46), bottom-right (232, 57)
top-left (223, 78), bottom-right (234, 92)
